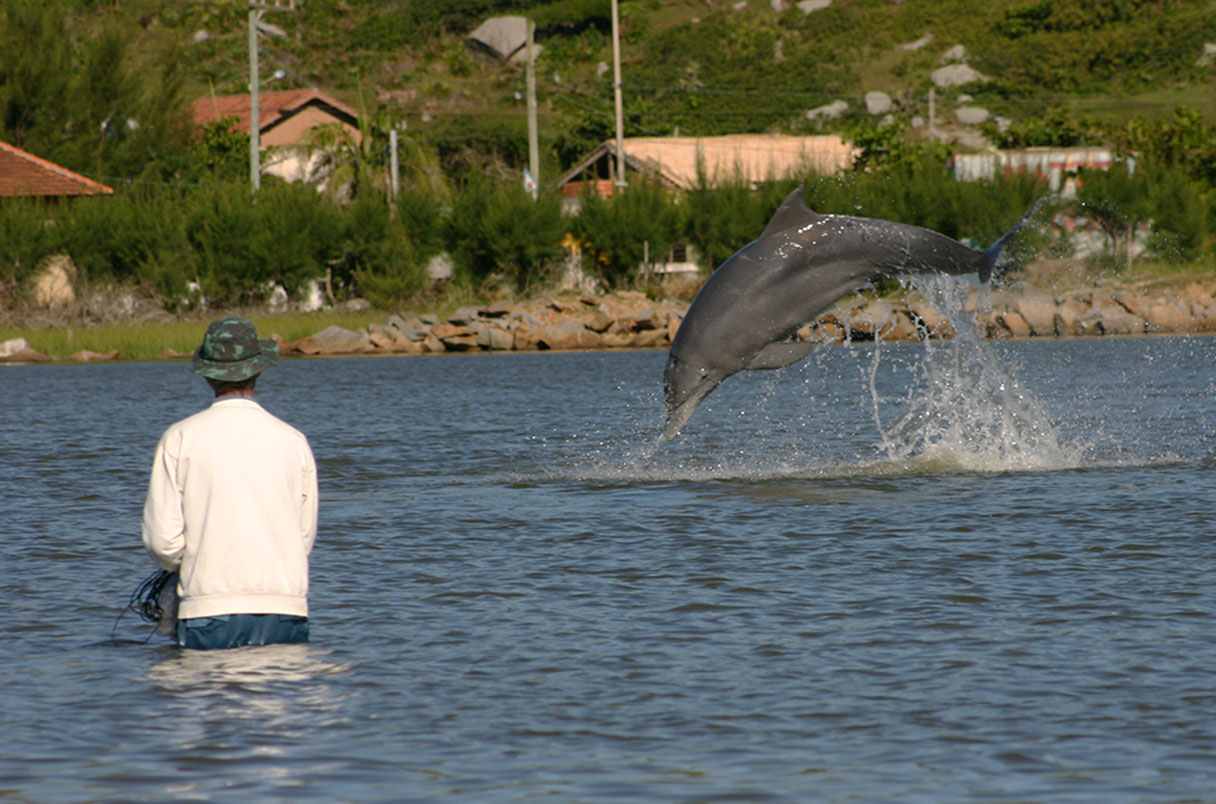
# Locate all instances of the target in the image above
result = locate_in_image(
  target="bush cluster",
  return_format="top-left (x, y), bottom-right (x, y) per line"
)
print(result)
top-left (3, 138), bottom-right (1211, 315)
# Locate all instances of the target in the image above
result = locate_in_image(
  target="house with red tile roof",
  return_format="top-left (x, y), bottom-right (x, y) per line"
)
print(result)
top-left (0, 140), bottom-right (114, 197)
top-left (190, 88), bottom-right (361, 148)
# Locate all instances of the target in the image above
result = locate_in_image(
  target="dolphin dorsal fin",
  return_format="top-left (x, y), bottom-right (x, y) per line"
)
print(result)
top-left (759, 186), bottom-right (821, 239)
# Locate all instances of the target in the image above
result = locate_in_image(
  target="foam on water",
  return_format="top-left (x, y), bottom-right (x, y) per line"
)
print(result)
top-left (870, 274), bottom-right (1086, 474)
top-left (561, 274), bottom-right (1091, 483)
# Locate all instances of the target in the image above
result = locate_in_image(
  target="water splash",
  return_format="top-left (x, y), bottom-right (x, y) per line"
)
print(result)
top-left (870, 274), bottom-right (1083, 473)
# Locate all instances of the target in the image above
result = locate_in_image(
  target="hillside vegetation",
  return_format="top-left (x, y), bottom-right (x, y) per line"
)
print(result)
top-left (1, 0), bottom-right (1215, 318)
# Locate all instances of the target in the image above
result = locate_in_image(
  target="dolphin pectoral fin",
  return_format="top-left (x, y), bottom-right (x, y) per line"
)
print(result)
top-left (742, 340), bottom-right (819, 371)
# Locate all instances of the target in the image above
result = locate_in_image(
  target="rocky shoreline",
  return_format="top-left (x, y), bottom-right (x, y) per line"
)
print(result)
top-left (234, 278), bottom-right (1216, 358)
top-left (3, 277), bottom-right (1216, 365)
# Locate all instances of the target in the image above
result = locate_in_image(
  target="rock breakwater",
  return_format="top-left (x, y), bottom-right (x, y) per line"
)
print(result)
top-left (275, 291), bottom-right (687, 357)
top-left (3, 281), bottom-right (1216, 365)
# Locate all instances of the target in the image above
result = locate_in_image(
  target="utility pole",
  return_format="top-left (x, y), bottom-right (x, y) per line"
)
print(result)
top-left (249, 4), bottom-right (261, 192)
top-left (526, 18), bottom-right (539, 197)
top-left (611, 0), bottom-right (626, 191)
top-left (248, 1), bottom-right (294, 194)
top-left (389, 128), bottom-right (399, 197)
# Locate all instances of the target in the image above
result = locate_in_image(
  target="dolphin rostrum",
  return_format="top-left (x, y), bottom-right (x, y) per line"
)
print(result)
top-left (662, 186), bottom-right (1044, 440)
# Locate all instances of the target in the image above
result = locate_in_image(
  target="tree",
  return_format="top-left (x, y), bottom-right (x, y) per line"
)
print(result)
top-left (1072, 162), bottom-right (1150, 268)
top-left (573, 179), bottom-right (682, 290)
top-left (0, 0), bottom-right (191, 182)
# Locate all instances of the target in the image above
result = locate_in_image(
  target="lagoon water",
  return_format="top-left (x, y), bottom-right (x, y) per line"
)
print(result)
top-left (2, 326), bottom-right (1215, 802)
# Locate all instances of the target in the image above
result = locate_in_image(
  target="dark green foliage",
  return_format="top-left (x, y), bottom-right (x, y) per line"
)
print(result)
top-left (1112, 107), bottom-right (1216, 184)
top-left (178, 181), bottom-right (342, 307)
top-left (0, 200), bottom-right (61, 297)
top-left (632, 14), bottom-right (834, 137)
top-left (985, 1), bottom-right (1216, 94)
top-left (341, 192), bottom-right (430, 309)
top-left (573, 180), bottom-right (682, 289)
top-left (427, 114), bottom-right (533, 176)
top-left (189, 118), bottom-right (250, 183)
top-left (984, 109), bottom-right (1101, 149)
top-left (446, 171), bottom-right (566, 292)
top-left (1072, 162), bottom-right (1151, 262)
top-left (682, 170), bottom-right (797, 271)
top-left (397, 190), bottom-right (447, 263)
top-left (343, 0), bottom-right (536, 51)
top-left (531, 0), bottom-right (611, 36)
top-left (1, 0), bottom-right (1213, 314)
top-left (0, 0), bottom-right (192, 182)
top-left (1142, 165), bottom-right (1211, 262)
top-left (58, 193), bottom-right (166, 286)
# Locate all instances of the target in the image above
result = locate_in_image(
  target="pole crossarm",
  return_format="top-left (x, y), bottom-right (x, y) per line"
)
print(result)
top-left (247, 1), bottom-right (296, 193)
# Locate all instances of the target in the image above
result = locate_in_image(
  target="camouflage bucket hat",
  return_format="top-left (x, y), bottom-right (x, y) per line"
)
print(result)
top-left (190, 316), bottom-right (279, 382)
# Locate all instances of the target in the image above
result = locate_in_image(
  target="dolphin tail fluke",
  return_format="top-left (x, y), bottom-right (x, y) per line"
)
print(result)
top-left (980, 194), bottom-right (1057, 283)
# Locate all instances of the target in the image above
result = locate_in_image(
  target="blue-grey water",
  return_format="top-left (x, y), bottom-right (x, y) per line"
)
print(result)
top-left (2, 328), bottom-right (1215, 803)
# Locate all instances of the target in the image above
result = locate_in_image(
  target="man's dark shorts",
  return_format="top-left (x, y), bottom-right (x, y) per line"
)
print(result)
top-left (175, 613), bottom-right (309, 650)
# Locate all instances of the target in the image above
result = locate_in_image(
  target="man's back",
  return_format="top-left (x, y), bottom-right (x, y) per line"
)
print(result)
top-left (144, 396), bottom-right (318, 621)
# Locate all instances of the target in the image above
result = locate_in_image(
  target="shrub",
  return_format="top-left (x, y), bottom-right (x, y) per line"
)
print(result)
top-left (341, 191), bottom-right (430, 308)
top-left (181, 181), bottom-right (344, 307)
top-left (573, 179), bottom-right (681, 290)
top-left (446, 171), bottom-right (566, 292)
top-left (0, 198), bottom-right (61, 300)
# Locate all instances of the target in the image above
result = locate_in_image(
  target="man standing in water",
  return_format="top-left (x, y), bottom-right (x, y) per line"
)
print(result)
top-left (142, 316), bottom-right (318, 650)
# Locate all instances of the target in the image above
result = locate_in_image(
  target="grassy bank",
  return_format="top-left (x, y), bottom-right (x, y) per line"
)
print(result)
top-left (4, 255), bottom-right (1214, 364)
top-left (0, 311), bottom-right (390, 363)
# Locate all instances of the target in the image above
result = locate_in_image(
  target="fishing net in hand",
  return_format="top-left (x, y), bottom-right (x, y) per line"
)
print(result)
top-left (116, 569), bottom-right (180, 641)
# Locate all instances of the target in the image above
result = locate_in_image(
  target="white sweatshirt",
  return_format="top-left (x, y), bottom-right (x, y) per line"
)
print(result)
top-left (142, 396), bottom-right (318, 620)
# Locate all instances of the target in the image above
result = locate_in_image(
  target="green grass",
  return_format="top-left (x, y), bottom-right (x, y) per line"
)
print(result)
top-left (0, 310), bottom-right (392, 363)
top-left (1064, 86), bottom-right (1216, 124)
top-left (1113, 254), bottom-right (1216, 289)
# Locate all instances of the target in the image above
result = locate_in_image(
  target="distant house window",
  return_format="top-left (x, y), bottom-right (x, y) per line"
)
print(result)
top-left (670, 243), bottom-right (687, 263)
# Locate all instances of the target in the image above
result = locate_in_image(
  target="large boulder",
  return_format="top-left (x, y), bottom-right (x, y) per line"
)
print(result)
top-left (1, 337), bottom-right (30, 359)
top-left (477, 324), bottom-right (515, 351)
top-left (0, 343), bottom-right (53, 363)
top-left (466, 16), bottom-right (529, 64)
top-left (1053, 297), bottom-right (1088, 336)
top-left (906, 302), bottom-right (954, 339)
top-left (431, 321), bottom-right (477, 351)
top-left (1142, 301), bottom-right (1196, 333)
top-left (1015, 294), bottom-right (1059, 336)
top-left (294, 325), bottom-right (371, 355)
top-left (447, 306), bottom-right (483, 325)
top-left (33, 255), bottom-right (77, 308)
top-left (1084, 301), bottom-right (1145, 336)
top-left (797, 0), bottom-right (832, 12)
top-left (955, 106), bottom-right (990, 125)
top-left (847, 299), bottom-right (917, 341)
top-left (940, 44), bottom-right (968, 64)
top-left (533, 320), bottom-right (601, 350)
top-left (931, 63), bottom-right (989, 88)
top-left (865, 91), bottom-right (893, 115)
top-left (995, 310), bottom-right (1032, 338)
top-left (633, 309), bottom-right (660, 331)
top-left (806, 100), bottom-right (849, 121)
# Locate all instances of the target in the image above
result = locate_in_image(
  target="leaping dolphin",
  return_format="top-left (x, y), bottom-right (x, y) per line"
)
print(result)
top-left (662, 186), bottom-right (1044, 440)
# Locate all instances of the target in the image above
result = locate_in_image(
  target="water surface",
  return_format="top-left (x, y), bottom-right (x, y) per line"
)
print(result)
top-left (2, 333), bottom-right (1214, 802)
